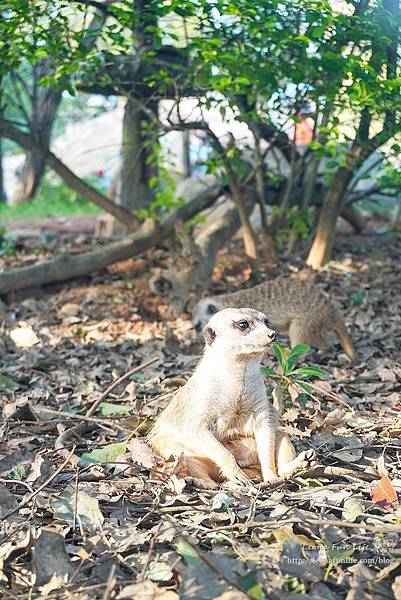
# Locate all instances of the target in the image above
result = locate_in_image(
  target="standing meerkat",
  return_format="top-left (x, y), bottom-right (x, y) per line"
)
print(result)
top-left (192, 279), bottom-right (355, 362)
top-left (148, 308), bottom-right (315, 488)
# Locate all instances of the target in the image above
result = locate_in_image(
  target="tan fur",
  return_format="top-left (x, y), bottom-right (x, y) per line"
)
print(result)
top-left (192, 278), bottom-right (355, 361)
top-left (148, 308), bottom-right (315, 488)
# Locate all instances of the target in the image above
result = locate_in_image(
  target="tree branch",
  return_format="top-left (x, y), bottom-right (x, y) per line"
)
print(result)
top-left (0, 118), bottom-right (137, 228)
top-left (0, 175), bottom-right (222, 294)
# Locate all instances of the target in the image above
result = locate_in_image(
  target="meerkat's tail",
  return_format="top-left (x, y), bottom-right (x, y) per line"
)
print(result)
top-left (332, 314), bottom-right (356, 362)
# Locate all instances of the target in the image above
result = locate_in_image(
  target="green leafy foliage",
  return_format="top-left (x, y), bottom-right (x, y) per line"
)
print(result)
top-left (262, 342), bottom-right (326, 408)
top-left (81, 441), bottom-right (127, 465)
top-left (1, 0), bottom-right (401, 228)
top-left (9, 465), bottom-right (26, 480)
top-left (0, 373), bottom-right (20, 390)
top-left (0, 176), bottom-right (102, 221)
top-left (99, 402), bottom-right (131, 416)
top-left (270, 342), bottom-right (326, 379)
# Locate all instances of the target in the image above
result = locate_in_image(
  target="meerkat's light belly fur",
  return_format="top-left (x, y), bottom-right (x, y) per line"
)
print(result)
top-left (148, 307), bottom-right (315, 487)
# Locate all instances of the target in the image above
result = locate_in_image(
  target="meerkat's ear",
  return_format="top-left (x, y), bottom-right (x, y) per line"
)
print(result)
top-left (203, 326), bottom-right (216, 345)
top-left (207, 303), bottom-right (218, 315)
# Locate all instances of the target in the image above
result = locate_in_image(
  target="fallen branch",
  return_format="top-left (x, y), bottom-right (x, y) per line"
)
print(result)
top-left (0, 176), bottom-right (221, 294)
top-left (151, 196), bottom-right (253, 315)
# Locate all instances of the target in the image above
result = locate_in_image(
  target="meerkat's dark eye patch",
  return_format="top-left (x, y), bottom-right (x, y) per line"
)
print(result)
top-left (207, 304), bottom-right (218, 315)
top-left (264, 318), bottom-right (270, 328)
top-left (235, 319), bottom-right (250, 332)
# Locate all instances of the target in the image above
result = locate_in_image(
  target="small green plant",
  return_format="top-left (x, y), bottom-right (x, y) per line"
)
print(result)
top-left (0, 236), bottom-right (17, 255)
top-left (261, 342), bottom-right (326, 406)
top-left (274, 206), bottom-right (315, 251)
top-left (9, 465), bottom-right (26, 480)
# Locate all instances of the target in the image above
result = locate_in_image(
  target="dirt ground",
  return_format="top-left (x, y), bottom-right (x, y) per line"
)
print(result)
top-left (0, 219), bottom-right (400, 599)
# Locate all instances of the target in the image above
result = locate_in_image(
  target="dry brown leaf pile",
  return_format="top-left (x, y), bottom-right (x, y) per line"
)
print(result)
top-left (0, 221), bottom-right (400, 599)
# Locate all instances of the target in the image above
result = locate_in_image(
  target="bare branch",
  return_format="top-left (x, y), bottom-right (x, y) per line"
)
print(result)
top-left (0, 118), bottom-right (137, 228)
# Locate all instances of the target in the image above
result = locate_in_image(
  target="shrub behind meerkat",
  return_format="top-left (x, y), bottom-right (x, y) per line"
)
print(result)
top-left (192, 278), bottom-right (355, 361)
top-left (148, 307), bottom-right (315, 488)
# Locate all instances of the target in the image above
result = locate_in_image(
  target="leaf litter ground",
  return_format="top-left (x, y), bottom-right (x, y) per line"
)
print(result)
top-left (0, 220), bottom-right (400, 599)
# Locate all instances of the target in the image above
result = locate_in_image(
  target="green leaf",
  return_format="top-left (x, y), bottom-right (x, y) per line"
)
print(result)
top-left (260, 366), bottom-right (276, 377)
top-left (327, 544), bottom-right (354, 562)
top-left (99, 402), bottom-right (131, 416)
top-left (130, 373), bottom-right (145, 382)
top-left (291, 366), bottom-right (327, 380)
top-left (350, 292), bottom-right (365, 306)
top-left (50, 486), bottom-right (104, 532)
top-left (81, 441), bottom-right (127, 464)
top-left (34, 359), bottom-right (56, 371)
top-left (0, 374), bottom-right (19, 391)
top-left (239, 571), bottom-right (265, 600)
top-left (297, 382), bottom-right (313, 394)
top-left (176, 538), bottom-right (203, 567)
top-left (272, 342), bottom-right (288, 374)
top-left (326, 160), bottom-right (339, 169)
top-left (10, 465), bottom-right (26, 480)
top-left (342, 494), bottom-right (364, 522)
top-left (286, 344), bottom-right (311, 372)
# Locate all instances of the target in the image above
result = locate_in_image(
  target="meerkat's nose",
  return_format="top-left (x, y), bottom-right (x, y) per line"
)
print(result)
top-left (268, 331), bottom-right (276, 342)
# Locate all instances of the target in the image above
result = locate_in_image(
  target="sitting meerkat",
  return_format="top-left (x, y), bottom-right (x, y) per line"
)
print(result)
top-left (192, 278), bottom-right (355, 361)
top-left (148, 307), bottom-right (315, 488)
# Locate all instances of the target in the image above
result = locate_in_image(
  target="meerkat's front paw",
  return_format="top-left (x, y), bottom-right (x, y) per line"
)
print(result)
top-left (297, 449), bottom-right (317, 470)
top-left (262, 468), bottom-right (280, 483)
top-left (224, 465), bottom-right (254, 489)
top-left (278, 449), bottom-right (317, 479)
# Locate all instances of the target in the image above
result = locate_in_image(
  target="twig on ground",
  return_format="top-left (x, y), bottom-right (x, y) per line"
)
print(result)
top-left (102, 563), bottom-right (117, 600)
top-left (138, 521), bottom-right (162, 582)
top-left (209, 516), bottom-right (401, 534)
top-left (0, 447), bottom-right (76, 522)
top-left (86, 357), bottom-right (160, 418)
top-left (38, 406), bottom-right (128, 431)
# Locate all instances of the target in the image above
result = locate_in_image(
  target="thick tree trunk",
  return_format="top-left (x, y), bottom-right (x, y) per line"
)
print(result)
top-left (0, 174), bottom-right (221, 294)
top-left (306, 167), bottom-right (353, 268)
top-left (119, 97), bottom-right (157, 213)
top-left (10, 7), bottom-right (104, 206)
top-left (12, 153), bottom-right (45, 204)
top-left (151, 199), bottom-right (246, 315)
top-left (11, 64), bottom-right (62, 205)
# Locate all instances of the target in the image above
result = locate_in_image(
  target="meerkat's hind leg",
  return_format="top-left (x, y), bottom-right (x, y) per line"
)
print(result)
top-left (184, 456), bottom-right (222, 489)
top-left (254, 424), bottom-right (280, 482)
top-left (276, 434), bottom-right (316, 478)
top-left (288, 319), bottom-right (326, 350)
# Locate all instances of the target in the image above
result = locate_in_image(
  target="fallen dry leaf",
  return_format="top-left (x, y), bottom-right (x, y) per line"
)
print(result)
top-left (371, 475), bottom-right (399, 510)
top-left (33, 529), bottom-right (75, 587)
top-left (9, 324), bottom-right (40, 348)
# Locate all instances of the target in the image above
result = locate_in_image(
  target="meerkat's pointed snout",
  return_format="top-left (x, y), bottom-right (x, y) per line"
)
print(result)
top-left (263, 317), bottom-right (276, 343)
